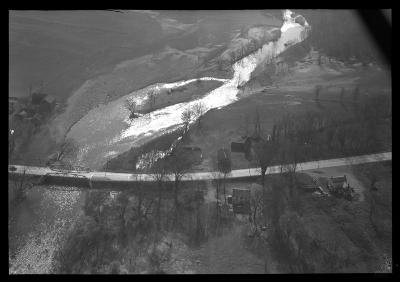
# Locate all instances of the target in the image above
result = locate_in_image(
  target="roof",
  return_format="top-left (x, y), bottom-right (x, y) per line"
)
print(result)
top-left (44, 95), bottom-right (56, 104)
top-left (330, 176), bottom-right (347, 183)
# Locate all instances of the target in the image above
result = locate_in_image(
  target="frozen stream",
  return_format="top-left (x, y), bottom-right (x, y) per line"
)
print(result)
top-left (68, 10), bottom-right (310, 168)
top-left (115, 10), bottom-right (310, 143)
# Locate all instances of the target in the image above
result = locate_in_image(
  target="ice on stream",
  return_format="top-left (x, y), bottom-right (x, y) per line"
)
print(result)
top-left (114, 10), bottom-right (310, 144)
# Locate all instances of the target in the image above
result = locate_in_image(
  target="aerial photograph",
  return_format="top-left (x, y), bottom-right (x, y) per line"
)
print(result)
top-left (9, 9), bottom-right (392, 274)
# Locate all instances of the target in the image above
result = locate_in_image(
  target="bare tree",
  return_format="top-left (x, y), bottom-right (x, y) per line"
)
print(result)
top-left (241, 112), bottom-right (251, 138)
top-left (165, 146), bottom-right (194, 225)
top-left (217, 148), bottom-right (232, 203)
top-left (253, 140), bottom-right (276, 188)
top-left (46, 138), bottom-right (78, 166)
top-left (249, 188), bottom-right (264, 235)
top-left (10, 167), bottom-right (34, 209)
top-left (353, 162), bottom-right (388, 234)
top-left (181, 107), bottom-right (194, 135)
top-left (148, 91), bottom-right (156, 111)
top-left (124, 98), bottom-right (137, 120)
top-left (253, 108), bottom-right (262, 138)
top-left (150, 158), bottom-right (168, 234)
top-left (211, 171), bottom-right (224, 233)
top-left (192, 102), bottom-right (206, 128)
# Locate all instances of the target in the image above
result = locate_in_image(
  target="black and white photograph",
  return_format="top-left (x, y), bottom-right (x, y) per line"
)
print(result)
top-left (8, 9), bottom-right (392, 274)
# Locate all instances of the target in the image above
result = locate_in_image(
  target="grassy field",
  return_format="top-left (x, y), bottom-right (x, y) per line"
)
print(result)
top-left (9, 10), bottom-right (165, 100)
top-left (184, 61), bottom-right (391, 172)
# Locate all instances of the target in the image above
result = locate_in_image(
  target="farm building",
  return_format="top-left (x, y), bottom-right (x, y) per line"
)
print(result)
top-left (231, 134), bottom-right (269, 162)
top-left (232, 188), bottom-right (251, 214)
top-left (326, 175), bottom-right (357, 200)
top-left (181, 146), bottom-right (202, 165)
top-left (328, 175), bottom-right (349, 190)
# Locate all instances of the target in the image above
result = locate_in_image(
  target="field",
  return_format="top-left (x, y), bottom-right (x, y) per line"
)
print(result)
top-left (184, 60), bottom-right (391, 172)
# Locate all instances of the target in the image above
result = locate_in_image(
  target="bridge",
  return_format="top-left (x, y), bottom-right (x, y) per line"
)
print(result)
top-left (8, 152), bottom-right (392, 189)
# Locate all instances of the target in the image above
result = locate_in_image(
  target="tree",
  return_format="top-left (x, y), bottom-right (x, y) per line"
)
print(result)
top-left (148, 91), bottom-right (156, 111)
top-left (353, 162), bottom-right (388, 234)
top-left (217, 148), bottom-right (232, 203)
top-left (10, 167), bottom-right (34, 209)
top-left (249, 188), bottom-right (264, 236)
top-left (165, 146), bottom-right (194, 225)
top-left (211, 171), bottom-right (224, 233)
top-left (124, 98), bottom-right (137, 120)
top-left (150, 158), bottom-right (168, 233)
top-left (181, 107), bottom-right (194, 135)
top-left (278, 140), bottom-right (304, 201)
top-left (47, 138), bottom-right (78, 166)
top-left (192, 102), bottom-right (206, 129)
top-left (253, 140), bottom-right (276, 188)
top-left (253, 108), bottom-right (262, 138)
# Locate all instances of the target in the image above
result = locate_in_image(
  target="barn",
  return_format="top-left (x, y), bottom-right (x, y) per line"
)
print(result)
top-left (181, 146), bottom-right (202, 165)
top-left (328, 175), bottom-right (349, 190)
top-left (232, 188), bottom-right (251, 214)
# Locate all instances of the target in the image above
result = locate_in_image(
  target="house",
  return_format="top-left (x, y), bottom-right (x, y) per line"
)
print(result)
top-left (181, 146), bottom-right (202, 165)
top-left (327, 175), bottom-right (356, 200)
top-left (328, 175), bottom-right (349, 190)
top-left (232, 188), bottom-right (251, 214)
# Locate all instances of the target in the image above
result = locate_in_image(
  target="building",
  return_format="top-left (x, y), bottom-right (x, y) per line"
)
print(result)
top-left (328, 175), bottom-right (349, 190)
top-left (327, 175), bottom-right (356, 200)
top-left (181, 146), bottom-right (202, 165)
top-left (232, 188), bottom-right (251, 214)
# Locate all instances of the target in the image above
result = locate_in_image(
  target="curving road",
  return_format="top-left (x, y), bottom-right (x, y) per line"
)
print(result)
top-left (9, 152), bottom-right (391, 183)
